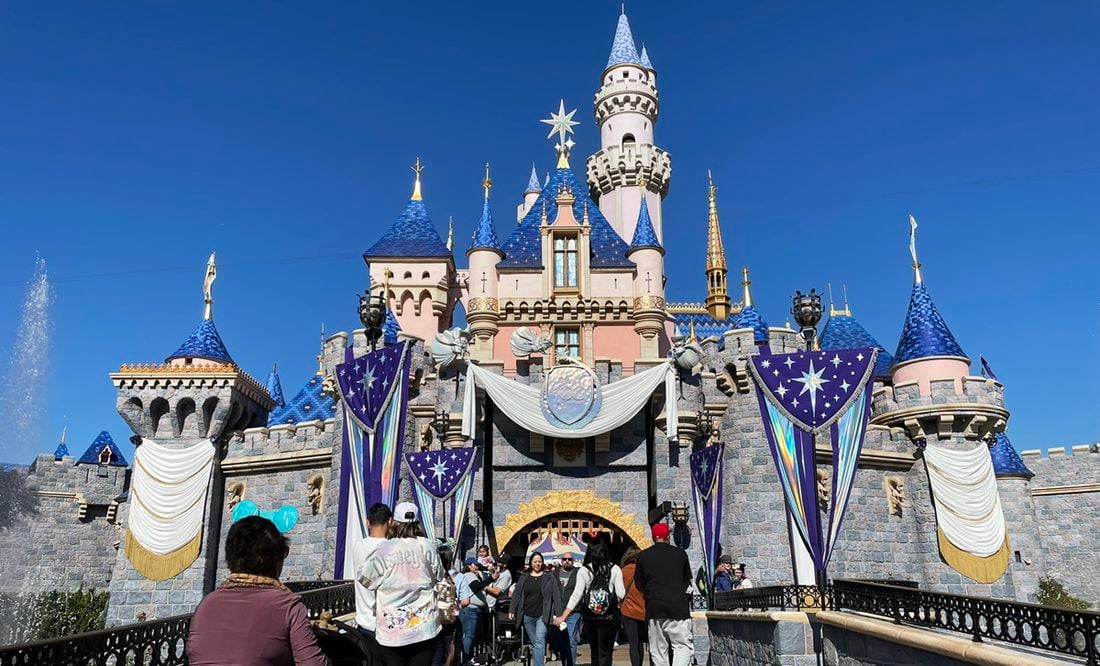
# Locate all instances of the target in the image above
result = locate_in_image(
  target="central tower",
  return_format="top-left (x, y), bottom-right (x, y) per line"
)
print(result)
top-left (587, 11), bottom-right (671, 245)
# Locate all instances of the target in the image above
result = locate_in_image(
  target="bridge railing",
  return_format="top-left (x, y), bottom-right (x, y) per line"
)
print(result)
top-left (0, 580), bottom-right (353, 666)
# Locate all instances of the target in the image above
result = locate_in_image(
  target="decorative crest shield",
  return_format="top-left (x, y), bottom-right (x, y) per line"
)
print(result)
top-left (541, 361), bottom-right (602, 430)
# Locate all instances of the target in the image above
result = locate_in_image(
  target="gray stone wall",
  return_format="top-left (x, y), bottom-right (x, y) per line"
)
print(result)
top-left (707, 613), bottom-right (815, 666)
top-left (820, 623), bottom-right (973, 666)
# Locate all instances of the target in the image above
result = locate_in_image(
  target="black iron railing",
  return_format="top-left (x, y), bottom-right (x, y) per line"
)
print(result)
top-left (831, 579), bottom-right (1100, 665)
top-left (0, 580), bottom-right (354, 666)
top-left (712, 584), bottom-right (826, 612)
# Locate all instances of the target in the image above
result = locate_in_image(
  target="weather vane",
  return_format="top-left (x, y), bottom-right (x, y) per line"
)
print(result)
top-left (202, 251), bottom-right (217, 320)
top-left (411, 157), bottom-right (425, 201)
top-left (540, 99), bottom-right (578, 166)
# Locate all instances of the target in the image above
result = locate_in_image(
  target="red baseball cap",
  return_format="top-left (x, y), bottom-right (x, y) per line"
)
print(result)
top-left (651, 523), bottom-right (670, 540)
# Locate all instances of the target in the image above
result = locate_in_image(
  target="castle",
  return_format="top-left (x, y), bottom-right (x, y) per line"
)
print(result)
top-left (1, 11), bottom-right (1097, 632)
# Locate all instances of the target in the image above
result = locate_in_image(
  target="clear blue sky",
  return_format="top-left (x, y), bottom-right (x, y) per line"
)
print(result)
top-left (0, 1), bottom-right (1097, 464)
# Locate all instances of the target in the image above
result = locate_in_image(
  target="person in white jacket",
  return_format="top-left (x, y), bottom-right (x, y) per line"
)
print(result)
top-left (552, 539), bottom-right (627, 666)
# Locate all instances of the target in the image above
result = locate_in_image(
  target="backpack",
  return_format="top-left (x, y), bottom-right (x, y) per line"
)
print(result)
top-left (583, 565), bottom-right (618, 619)
top-left (436, 576), bottom-right (460, 624)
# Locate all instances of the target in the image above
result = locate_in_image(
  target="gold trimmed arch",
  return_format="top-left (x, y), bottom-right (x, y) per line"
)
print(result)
top-left (496, 489), bottom-right (650, 552)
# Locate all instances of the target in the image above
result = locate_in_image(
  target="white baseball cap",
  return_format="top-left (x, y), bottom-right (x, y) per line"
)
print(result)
top-left (394, 501), bottom-right (419, 523)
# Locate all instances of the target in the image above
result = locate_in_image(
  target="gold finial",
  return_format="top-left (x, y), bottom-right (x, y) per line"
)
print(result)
top-left (908, 214), bottom-right (922, 284)
top-left (446, 216), bottom-right (454, 251)
top-left (202, 251), bottom-right (217, 320)
top-left (829, 282), bottom-right (851, 317)
top-left (741, 266), bottom-right (753, 308)
top-left (688, 319), bottom-right (697, 342)
top-left (843, 283), bottom-right (851, 315)
top-left (383, 267), bottom-right (391, 300)
top-left (482, 162), bottom-right (493, 199)
top-left (540, 198), bottom-right (548, 225)
top-left (582, 200), bottom-right (590, 225)
top-left (411, 157), bottom-right (424, 201)
top-left (704, 171), bottom-right (731, 319)
top-left (316, 323), bottom-right (326, 376)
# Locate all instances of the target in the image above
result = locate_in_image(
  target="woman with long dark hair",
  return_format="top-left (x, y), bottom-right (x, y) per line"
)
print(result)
top-left (508, 552), bottom-right (561, 666)
top-left (552, 539), bottom-right (626, 666)
top-left (619, 547), bottom-right (647, 666)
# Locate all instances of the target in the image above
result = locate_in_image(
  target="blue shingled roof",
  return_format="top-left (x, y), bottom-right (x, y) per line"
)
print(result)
top-left (383, 309), bottom-right (401, 345)
top-left (821, 314), bottom-right (894, 378)
top-left (672, 312), bottom-right (734, 349)
top-left (363, 198), bottom-right (451, 259)
top-left (266, 365), bottom-right (286, 408)
top-left (468, 197), bottom-right (503, 255)
top-left (53, 441), bottom-right (69, 460)
top-left (629, 196), bottom-right (662, 253)
top-left (499, 165), bottom-right (633, 269)
top-left (639, 44), bottom-right (653, 70)
top-left (77, 431), bottom-right (129, 467)
top-left (989, 432), bottom-right (1033, 478)
top-left (893, 281), bottom-right (967, 365)
top-left (166, 318), bottom-right (233, 364)
top-left (526, 165), bottom-right (542, 193)
top-left (268, 374), bottom-right (336, 426)
top-left (607, 13), bottom-right (642, 68)
top-left (735, 305), bottom-right (770, 343)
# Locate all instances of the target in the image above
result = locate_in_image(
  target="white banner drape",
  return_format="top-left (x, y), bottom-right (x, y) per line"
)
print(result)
top-left (128, 439), bottom-right (215, 555)
top-left (923, 442), bottom-right (1006, 558)
top-left (463, 361), bottom-right (676, 440)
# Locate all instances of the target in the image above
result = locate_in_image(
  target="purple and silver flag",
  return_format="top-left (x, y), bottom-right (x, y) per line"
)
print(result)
top-left (748, 348), bottom-right (877, 573)
top-left (405, 448), bottom-right (480, 544)
top-left (690, 443), bottom-right (724, 590)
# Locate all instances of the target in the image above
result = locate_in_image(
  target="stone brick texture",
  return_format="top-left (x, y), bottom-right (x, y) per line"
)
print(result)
top-left (707, 615), bottom-right (816, 666)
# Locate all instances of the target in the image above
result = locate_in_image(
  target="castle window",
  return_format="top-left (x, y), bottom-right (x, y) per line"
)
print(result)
top-left (622, 134), bottom-right (635, 149)
top-left (403, 271), bottom-right (413, 279)
top-left (553, 235), bottom-right (578, 289)
top-left (422, 271), bottom-right (431, 279)
top-left (554, 327), bottom-right (580, 363)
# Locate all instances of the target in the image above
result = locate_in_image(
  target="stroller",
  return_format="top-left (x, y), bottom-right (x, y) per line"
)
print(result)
top-left (312, 615), bottom-right (372, 666)
top-left (481, 598), bottom-right (529, 666)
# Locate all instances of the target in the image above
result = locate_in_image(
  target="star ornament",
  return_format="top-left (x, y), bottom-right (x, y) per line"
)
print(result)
top-left (792, 359), bottom-right (830, 414)
top-left (429, 457), bottom-right (450, 483)
top-left (541, 100), bottom-right (579, 148)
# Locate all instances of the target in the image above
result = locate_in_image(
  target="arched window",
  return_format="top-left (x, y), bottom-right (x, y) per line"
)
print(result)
top-left (622, 134), bottom-right (636, 149)
top-left (403, 271), bottom-right (413, 279)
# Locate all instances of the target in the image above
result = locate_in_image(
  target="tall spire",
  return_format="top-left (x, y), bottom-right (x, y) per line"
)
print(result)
top-left (704, 171), bottom-right (731, 320)
top-left (639, 43), bottom-right (653, 70)
top-left (315, 324), bottom-right (326, 376)
top-left (525, 163), bottom-right (542, 193)
top-left (411, 157), bottom-right (424, 201)
top-left (446, 216), bottom-right (454, 251)
top-left (629, 192), bottom-right (662, 253)
top-left (741, 266), bottom-right (753, 308)
top-left (606, 11), bottom-right (642, 69)
top-left (202, 251), bottom-right (216, 320)
top-left (469, 163), bottom-right (503, 255)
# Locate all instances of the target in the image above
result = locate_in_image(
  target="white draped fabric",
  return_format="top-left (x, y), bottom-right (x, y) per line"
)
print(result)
top-left (128, 439), bottom-right (215, 555)
top-left (923, 442), bottom-right (1006, 558)
top-left (463, 361), bottom-right (677, 439)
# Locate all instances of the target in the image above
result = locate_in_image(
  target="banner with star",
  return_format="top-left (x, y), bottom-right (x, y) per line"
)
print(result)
top-left (748, 348), bottom-right (877, 573)
top-left (404, 448), bottom-right (480, 544)
top-left (333, 341), bottom-right (412, 578)
top-left (690, 443), bottom-right (724, 591)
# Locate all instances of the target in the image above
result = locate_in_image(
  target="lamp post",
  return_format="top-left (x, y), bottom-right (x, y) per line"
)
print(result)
top-left (430, 409), bottom-right (450, 442)
top-left (791, 289), bottom-right (822, 351)
top-left (359, 287), bottom-right (388, 352)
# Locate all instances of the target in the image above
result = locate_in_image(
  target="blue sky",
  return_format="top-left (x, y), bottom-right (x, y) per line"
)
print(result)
top-left (0, 1), bottom-right (1097, 463)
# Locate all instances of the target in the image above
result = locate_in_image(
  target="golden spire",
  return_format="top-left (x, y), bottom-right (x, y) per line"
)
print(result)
top-left (688, 319), bottom-right (697, 342)
top-left (741, 266), bottom-right (753, 308)
top-left (316, 323), bottom-right (326, 376)
top-left (828, 282), bottom-right (852, 317)
top-left (411, 157), bottom-right (424, 201)
top-left (202, 251), bottom-right (217, 320)
top-left (483, 162), bottom-right (492, 200)
top-left (446, 216), bottom-right (454, 251)
top-left (704, 171), bottom-right (731, 320)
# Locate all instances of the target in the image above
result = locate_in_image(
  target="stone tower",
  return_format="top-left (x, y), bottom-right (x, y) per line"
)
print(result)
top-left (467, 165), bottom-right (505, 361)
top-left (105, 256), bottom-right (275, 624)
top-left (704, 173), bottom-right (732, 320)
top-left (587, 10), bottom-right (671, 244)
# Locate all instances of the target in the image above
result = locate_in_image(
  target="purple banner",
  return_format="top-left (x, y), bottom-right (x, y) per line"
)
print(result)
top-left (749, 349), bottom-right (876, 434)
top-left (405, 448), bottom-right (478, 501)
top-left (336, 341), bottom-right (411, 434)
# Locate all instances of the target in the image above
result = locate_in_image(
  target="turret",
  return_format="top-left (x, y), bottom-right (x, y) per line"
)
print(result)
top-left (362, 158), bottom-right (456, 342)
top-left (733, 267), bottom-right (768, 343)
top-left (266, 363), bottom-right (286, 409)
top-left (704, 172), bottom-right (732, 320)
top-left (627, 191), bottom-right (665, 357)
top-left (587, 10), bottom-right (671, 243)
top-left (517, 163), bottom-right (542, 222)
top-left (466, 164), bottom-right (505, 361)
top-left (820, 287), bottom-right (894, 380)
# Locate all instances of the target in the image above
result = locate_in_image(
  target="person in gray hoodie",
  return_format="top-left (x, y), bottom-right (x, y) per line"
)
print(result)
top-left (509, 552), bottom-right (562, 666)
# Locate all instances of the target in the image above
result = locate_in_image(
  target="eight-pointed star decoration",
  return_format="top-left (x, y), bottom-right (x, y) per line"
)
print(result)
top-left (541, 99), bottom-right (579, 148)
top-left (792, 359), bottom-right (830, 414)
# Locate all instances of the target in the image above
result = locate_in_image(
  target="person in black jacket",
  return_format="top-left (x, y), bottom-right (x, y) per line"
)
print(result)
top-left (633, 523), bottom-right (693, 666)
top-left (509, 553), bottom-right (561, 666)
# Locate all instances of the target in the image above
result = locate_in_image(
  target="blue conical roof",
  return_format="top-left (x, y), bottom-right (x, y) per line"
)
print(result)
top-left (735, 305), bottom-right (769, 343)
top-left (499, 164), bottom-right (633, 269)
top-left (639, 44), bottom-right (653, 70)
top-left (893, 282), bottom-right (967, 365)
top-left (266, 365), bottom-right (286, 408)
top-left (77, 431), bottom-right (128, 467)
top-left (468, 197), bottom-right (503, 255)
top-left (383, 309), bottom-right (402, 345)
top-left (363, 198), bottom-right (451, 259)
top-left (607, 13), bottom-right (642, 69)
top-left (268, 375), bottom-right (337, 426)
top-left (166, 318), bottom-right (234, 364)
top-left (526, 165), bottom-right (542, 193)
top-left (628, 196), bottom-right (662, 253)
top-left (989, 432), bottom-right (1033, 478)
top-left (53, 441), bottom-right (69, 460)
top-left (821, 313), bottom-right (894, 378)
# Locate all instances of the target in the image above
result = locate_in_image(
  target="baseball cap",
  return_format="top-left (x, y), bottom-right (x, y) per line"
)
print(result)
top-left (718, 554), bottom-right (733, 565)
top-left (651, 522), bottom-right (670, 540)
top-left (464, 557), bottom-right (484, 569)
top-left (394, 501), bottom-right (419, 523)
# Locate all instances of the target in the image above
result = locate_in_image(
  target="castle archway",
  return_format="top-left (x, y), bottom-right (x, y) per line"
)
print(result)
top-left (496, 490), bottom-right (650, 560)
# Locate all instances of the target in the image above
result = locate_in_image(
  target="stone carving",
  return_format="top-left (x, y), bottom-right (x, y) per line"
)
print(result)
top-left (816, 469), bottom-right (829, 510)
top-left (419, 422), bottom-right (434, 450)
top-left (307, 474), bottom-right (325, 515)
top-left (430, 327), bottom-right (472, 369)
top-left (632, 295), bottom-right (666, 311)
top-left (670, 336), bottom-right (703, 373)
top-left (510, 327), bottom-right (552, 358)
top-left (885, 476), bottom-right (905, 517)
top-left (555, 439), bottom-right (585, 463)
top-left (227, 481), bottom-right (246, 512)
top-left (467, 297), bottom-right (499, 313)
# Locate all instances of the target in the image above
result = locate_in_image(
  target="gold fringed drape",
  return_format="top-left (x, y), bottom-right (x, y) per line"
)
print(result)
top-left (124, 529), bottom-right (203, 581)
top-left (937, 528), bottom-right (1010, 584)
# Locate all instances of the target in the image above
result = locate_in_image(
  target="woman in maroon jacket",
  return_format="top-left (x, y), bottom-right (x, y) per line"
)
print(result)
top-left (187, 516), bottom-right (329, 666)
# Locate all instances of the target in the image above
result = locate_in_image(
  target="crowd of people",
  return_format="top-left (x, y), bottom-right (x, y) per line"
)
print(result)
top-left (187, 506), bottom-right (707, 666)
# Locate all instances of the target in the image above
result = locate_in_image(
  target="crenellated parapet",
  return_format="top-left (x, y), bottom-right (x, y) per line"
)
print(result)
top-left (871, 375), bottom-right (1008, 441)
top-left (587, 144), bottom-right (671, 200)
top-left (593, 77), bottom-right (659, 125)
